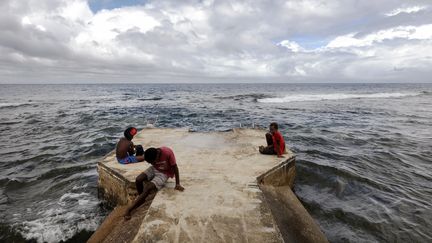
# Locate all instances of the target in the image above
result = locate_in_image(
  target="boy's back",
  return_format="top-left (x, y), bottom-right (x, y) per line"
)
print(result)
top-left (116, 137), bottom-right (132, 159)
top-left (115, 127), bottom-right (144, 164)
top-left (272, 130), bottom-right (286, 156)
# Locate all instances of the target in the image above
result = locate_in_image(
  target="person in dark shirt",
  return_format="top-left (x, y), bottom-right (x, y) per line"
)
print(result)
top-left (259, 122), bottom-right (286, 158)
top-left (116, 127), bottom-right (145, 164)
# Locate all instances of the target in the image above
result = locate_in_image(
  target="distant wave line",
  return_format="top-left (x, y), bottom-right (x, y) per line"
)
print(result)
top-left (257, 92), bottom-right (421, 103)
top-left (0, 102), bottom-right (29, 108)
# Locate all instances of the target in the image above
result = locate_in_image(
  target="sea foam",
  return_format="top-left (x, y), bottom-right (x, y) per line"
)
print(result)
top-left (0, 102), bottom-right (29, 108)
top-left (257, 92), bottom-right (419, 103)
top-left (16, 191), bottom-right (101, 243)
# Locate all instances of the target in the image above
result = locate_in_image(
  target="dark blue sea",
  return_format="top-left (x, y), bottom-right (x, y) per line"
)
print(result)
top-left (0, 83), bottom-right (431, 242)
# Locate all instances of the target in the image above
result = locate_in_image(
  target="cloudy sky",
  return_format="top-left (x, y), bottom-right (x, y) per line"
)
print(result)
top-left (1, 0), bottom-right (432, 83)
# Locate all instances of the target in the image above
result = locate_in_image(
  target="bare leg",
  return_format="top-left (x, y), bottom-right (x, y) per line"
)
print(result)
top-left (124, 182), bottom-right (157, 220)
top-left (260, 133), bottom-right (276, 155)
top-left (260, 133), bottom-right (274, 154)
top-left (266, 133), bottom-right (273, 146)
top-left (135, 172), bottom-right (148, 195)
top-left (260, 145), bottom-right (275, 154)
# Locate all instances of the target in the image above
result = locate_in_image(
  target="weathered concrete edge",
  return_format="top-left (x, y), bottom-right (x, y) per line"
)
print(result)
top-left (255, 156), bottom-right (296, 243)
top-left (97, 152), bottom-right (136, 206)
top-left (257, 156), bottom-right (329, 243)
top-left (257, 155), bottom-right (296, 188)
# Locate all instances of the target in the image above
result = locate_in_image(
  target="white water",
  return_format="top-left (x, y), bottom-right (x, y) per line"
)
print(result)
top-left (15, 189), bottom-right (103, 243)
top-left (257, 92), bottom-right (419, 103)
top-left (0, 102), bottom-right (29, 108)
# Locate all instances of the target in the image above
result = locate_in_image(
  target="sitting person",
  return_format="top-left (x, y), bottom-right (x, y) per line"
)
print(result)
top-left (259, 122), bottom-right (286, 158)
top-left (116, 127), bottom-right (145, 164)
top-left (124, 146), bottom-right (184, 220)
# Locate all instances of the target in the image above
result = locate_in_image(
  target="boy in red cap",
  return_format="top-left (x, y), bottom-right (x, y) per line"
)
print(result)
top-left (116, 127), bottom-right (145, 164)
top-left (259, 122), bottom-right (286, 158)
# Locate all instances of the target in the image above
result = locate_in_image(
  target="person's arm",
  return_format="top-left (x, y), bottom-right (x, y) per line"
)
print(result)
top-left (275, 141), bottom-right (282, 157)
top-left (275, 133), bottom-right (284, 158)
top-left (173, 164), bottom-right (184, 191)
top-left (128, 141), bottom-right (135, 155)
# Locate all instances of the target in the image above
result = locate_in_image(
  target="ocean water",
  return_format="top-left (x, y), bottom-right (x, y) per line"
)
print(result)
top-left (0, 83), bottom-right (431, 242)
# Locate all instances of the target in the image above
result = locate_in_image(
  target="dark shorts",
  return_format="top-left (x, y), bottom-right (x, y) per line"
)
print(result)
top-left (260, 145), bottom-right (276, 155)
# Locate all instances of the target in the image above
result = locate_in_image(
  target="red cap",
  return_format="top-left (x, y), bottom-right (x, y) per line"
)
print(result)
top-left (130, 128), bottom-right (137, 136)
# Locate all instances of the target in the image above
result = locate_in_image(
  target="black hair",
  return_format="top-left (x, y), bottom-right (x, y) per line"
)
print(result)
top-left (135, 145), bottom-right (144, 156)
top-left (270, 122), bottom-right (278, 130)
top-left (124, 127), bottom-right (137, 141)
top-left (144, 147), bottom-right (158, 163)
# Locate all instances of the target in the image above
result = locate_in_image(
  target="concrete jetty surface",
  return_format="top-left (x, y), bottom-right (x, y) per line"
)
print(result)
top-left (90, 128), bottom-right (327, 243)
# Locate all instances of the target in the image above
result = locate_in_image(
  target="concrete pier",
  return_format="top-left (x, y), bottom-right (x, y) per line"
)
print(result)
top-left (90, 128), bottom-right (327, 243)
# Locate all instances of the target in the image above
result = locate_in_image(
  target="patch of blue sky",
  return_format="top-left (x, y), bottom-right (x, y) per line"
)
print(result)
top-left (282, 17), bottom-right (373, 50)
top-left (286, 36), bottom-right (329, 50)
top-left (88, 0), bottom-right (148, 13)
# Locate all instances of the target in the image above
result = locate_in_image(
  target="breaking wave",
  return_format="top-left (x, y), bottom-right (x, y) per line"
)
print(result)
top-left (0, 102), bottom-right (32, 109)
top-left (257, 92), bottom-right (420, 103)
top-left (15, 191), bottom-right (103, 243)
top-left (214, 93), bottom-right (271, 101)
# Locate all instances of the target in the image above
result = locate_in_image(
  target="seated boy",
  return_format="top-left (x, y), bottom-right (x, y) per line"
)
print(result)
top-left (259, 122), bottom-right (286, 158)
top-left (116, 127), bottom-right (145, 164)
top-left (124, 146), bottom-right (184, 220)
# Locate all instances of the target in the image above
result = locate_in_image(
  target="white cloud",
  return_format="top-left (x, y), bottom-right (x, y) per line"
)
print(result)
top-left (385, 6), bottom-right (427, 17)
top-left (284, 0), bottom-right (339, 18)
top-left (59, 0), bottom-right (93, 21)
top-left (0, 0), bottom-right (432, 83)
top-left (327, 24), bottom-right (432, 48)
top-left (278, 40), bottom-right (303, 53)
top-left (21, 16), bottom-right (32, 25)
top-left (72, 7), bottom-right (160, 61)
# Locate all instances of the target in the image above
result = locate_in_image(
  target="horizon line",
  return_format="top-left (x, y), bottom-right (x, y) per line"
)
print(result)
top-left (1, 81), bottom-right (431, 85)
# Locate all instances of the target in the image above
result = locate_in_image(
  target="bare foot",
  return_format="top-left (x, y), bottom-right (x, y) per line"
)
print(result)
top-left (124, 212), bottom-right (131, 221)
top-left (175, 184), bottom-right (185, 191)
